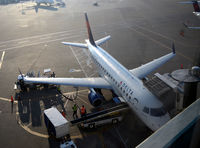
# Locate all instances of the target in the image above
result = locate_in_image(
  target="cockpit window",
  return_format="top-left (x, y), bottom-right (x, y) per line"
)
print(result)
top-left (150, 107), bottom-right (167, 117)
top-left (143, 107), bottom-right (149, 114)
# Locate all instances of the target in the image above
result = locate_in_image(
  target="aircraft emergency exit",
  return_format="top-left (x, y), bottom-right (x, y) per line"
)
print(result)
top-left (18, 13), bottom-right (176, 131)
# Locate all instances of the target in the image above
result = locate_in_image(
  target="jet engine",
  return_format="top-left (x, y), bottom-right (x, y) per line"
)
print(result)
top-left (88, 88), bottom-right (104, 107)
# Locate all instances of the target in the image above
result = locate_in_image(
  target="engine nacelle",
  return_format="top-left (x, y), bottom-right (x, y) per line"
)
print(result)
top-left (88, 88), bottom-right (104, 107)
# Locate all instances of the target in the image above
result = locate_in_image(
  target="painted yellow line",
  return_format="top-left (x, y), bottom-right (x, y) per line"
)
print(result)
top-left (17, 114), bottom-right (83, 139)
top-left (133, 24), bottom-right (199, 48)
top-left (0, 90), bottom-right (87, 139)
top-left (0, 51), bottom-right (5, 69)
top-left (127, 27), bottom-right (193, 62)
top-left (18, 120), bottom-right (49, 138)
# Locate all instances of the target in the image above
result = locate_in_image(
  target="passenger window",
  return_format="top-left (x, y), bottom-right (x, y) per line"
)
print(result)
top-left (134, 98), bottom-right (138, 103)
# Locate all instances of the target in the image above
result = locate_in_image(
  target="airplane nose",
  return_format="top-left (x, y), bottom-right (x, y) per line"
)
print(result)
top-left (151, 113), bottom-right (171, 131)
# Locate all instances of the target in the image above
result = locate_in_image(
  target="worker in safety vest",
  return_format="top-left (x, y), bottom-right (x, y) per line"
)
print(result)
top-left (11, 95), bottom-right (14, 113)
top-left (72, 104), bottom-right (78, 119)
top-left (61, 110), bottom-right (66, 118)
top-left (80, 105), bottom-right (86, 117)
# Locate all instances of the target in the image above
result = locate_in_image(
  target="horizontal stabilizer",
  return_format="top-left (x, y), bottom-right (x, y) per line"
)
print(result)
top-left (62, 42), bottom-right (87, 48)
top-left (95, 35), bottom-right (111, 46)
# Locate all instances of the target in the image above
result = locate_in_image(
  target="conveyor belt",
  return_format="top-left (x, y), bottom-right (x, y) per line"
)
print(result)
top-left (71, 103), bottom-right (129, 125)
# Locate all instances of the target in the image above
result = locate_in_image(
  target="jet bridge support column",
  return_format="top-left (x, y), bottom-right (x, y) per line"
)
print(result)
top-left (171, 66), bottom-right (200, 108)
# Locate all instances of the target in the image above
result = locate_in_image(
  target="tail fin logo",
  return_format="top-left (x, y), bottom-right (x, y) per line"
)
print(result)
top-left (193, 2), bottom-right (200, 12)
top-left (84, 13), bottom-right (97, 47)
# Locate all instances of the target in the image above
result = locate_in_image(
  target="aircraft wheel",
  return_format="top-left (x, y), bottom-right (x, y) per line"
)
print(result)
top-left (112, 119), bottom-right (118, 124)
top-left (89, 123), bottom-right (95, 129)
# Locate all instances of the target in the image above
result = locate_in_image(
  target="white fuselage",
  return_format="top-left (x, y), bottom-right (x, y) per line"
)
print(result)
top-left (86, 40), bottom-right (170, 131)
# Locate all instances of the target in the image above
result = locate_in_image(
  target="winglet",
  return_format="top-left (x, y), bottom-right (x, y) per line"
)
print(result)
top-left (172, 42), bottom-right (175, 54)
top-left (84, 13), bottom-right (96, 47)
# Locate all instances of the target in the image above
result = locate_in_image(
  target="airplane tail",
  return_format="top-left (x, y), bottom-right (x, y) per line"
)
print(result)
top-left (193, 1), bottom-right (200, 12)
top-left (178, 1), bottom-right (200, 12)
top-left (84, 13), bottom-right (97, 47)
top-left (62, 13), bottom-right (111, 48)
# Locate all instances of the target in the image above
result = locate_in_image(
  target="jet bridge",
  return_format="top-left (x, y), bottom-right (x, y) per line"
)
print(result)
top-left (136, 98), bottom-right (200, 148)
top-left (144, 72), bottom-right (184, 116)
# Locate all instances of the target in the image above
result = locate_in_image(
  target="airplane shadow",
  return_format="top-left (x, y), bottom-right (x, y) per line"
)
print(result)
top-left (15, 87), bottom-right (65, 127)
top-left (34, 5), bottom-right (58, 13)
top-left (0, 0), bottom-right (30, 5)
top-left (21, 0), bottom-right (66, 13)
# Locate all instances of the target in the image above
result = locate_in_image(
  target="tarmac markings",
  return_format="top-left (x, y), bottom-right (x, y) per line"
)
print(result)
top-left (70, 46), bottom-right (89, 77)
top-left (0, 34), bottom-right (82, 52)
top-left (0, 51), bottom-right (5, 69)
top-left (127, 26), bottom-right (193, 62)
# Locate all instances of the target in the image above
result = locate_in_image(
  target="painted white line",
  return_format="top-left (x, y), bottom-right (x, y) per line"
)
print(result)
top-left (70, 46), bottom-right (88, 77)
top-left (18, 120), bottom-right (49, 138)
top-left (115, 127), bottom-right (128, 148)
top-left (64, 99), bottom-right (69, 108)
top-left (0, 51), bottom-right (5, 69)
top-left (39, 36), bottom-right (54, 40)
top-left (77, 96), bottom-right (92, 107)
top-left (127, 26), bottom-right (193, 62)
top-left (0, 29), bottom-right (77, 45)
top-left (0, 34), bottom-right (81, 52)
top-left (17, 40), bottom-right (29, 44)
top-left (0, 45), bottom-right (6, 48)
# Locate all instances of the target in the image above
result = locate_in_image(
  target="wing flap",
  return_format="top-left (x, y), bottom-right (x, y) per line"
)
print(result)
top-left (24, 77), bottom-right (112, 89)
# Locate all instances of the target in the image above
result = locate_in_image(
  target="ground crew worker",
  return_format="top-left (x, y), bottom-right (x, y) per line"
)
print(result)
top-left (51, 72), bottom-right (56, 78)
top-left (61, 110), bottom-right (66, 118)
top-left (72, 104), bottom-right (78, 119)
top-left (80, 105), bottom-right (86, 117)
top-left (11, 95), bottom-right (14, 103)
top-left (11, 95), bottom-right (14, 113)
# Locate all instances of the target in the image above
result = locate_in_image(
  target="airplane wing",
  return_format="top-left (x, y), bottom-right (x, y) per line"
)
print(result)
top-left (129, 44), bottom-right (176, 79)
top-left (24, 77), bottom-right (112, 89)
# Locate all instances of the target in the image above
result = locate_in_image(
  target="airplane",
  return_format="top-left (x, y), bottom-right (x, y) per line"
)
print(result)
top-left (34, 0), bottom-right (54, 6)
top-left (18, 13), bottom-right (176, 131)
top-left (178, 1), bottom-right (200, 29)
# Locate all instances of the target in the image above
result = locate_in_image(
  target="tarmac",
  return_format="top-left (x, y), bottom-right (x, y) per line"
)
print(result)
top-left (0, 0), bottom-right (200, 147)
